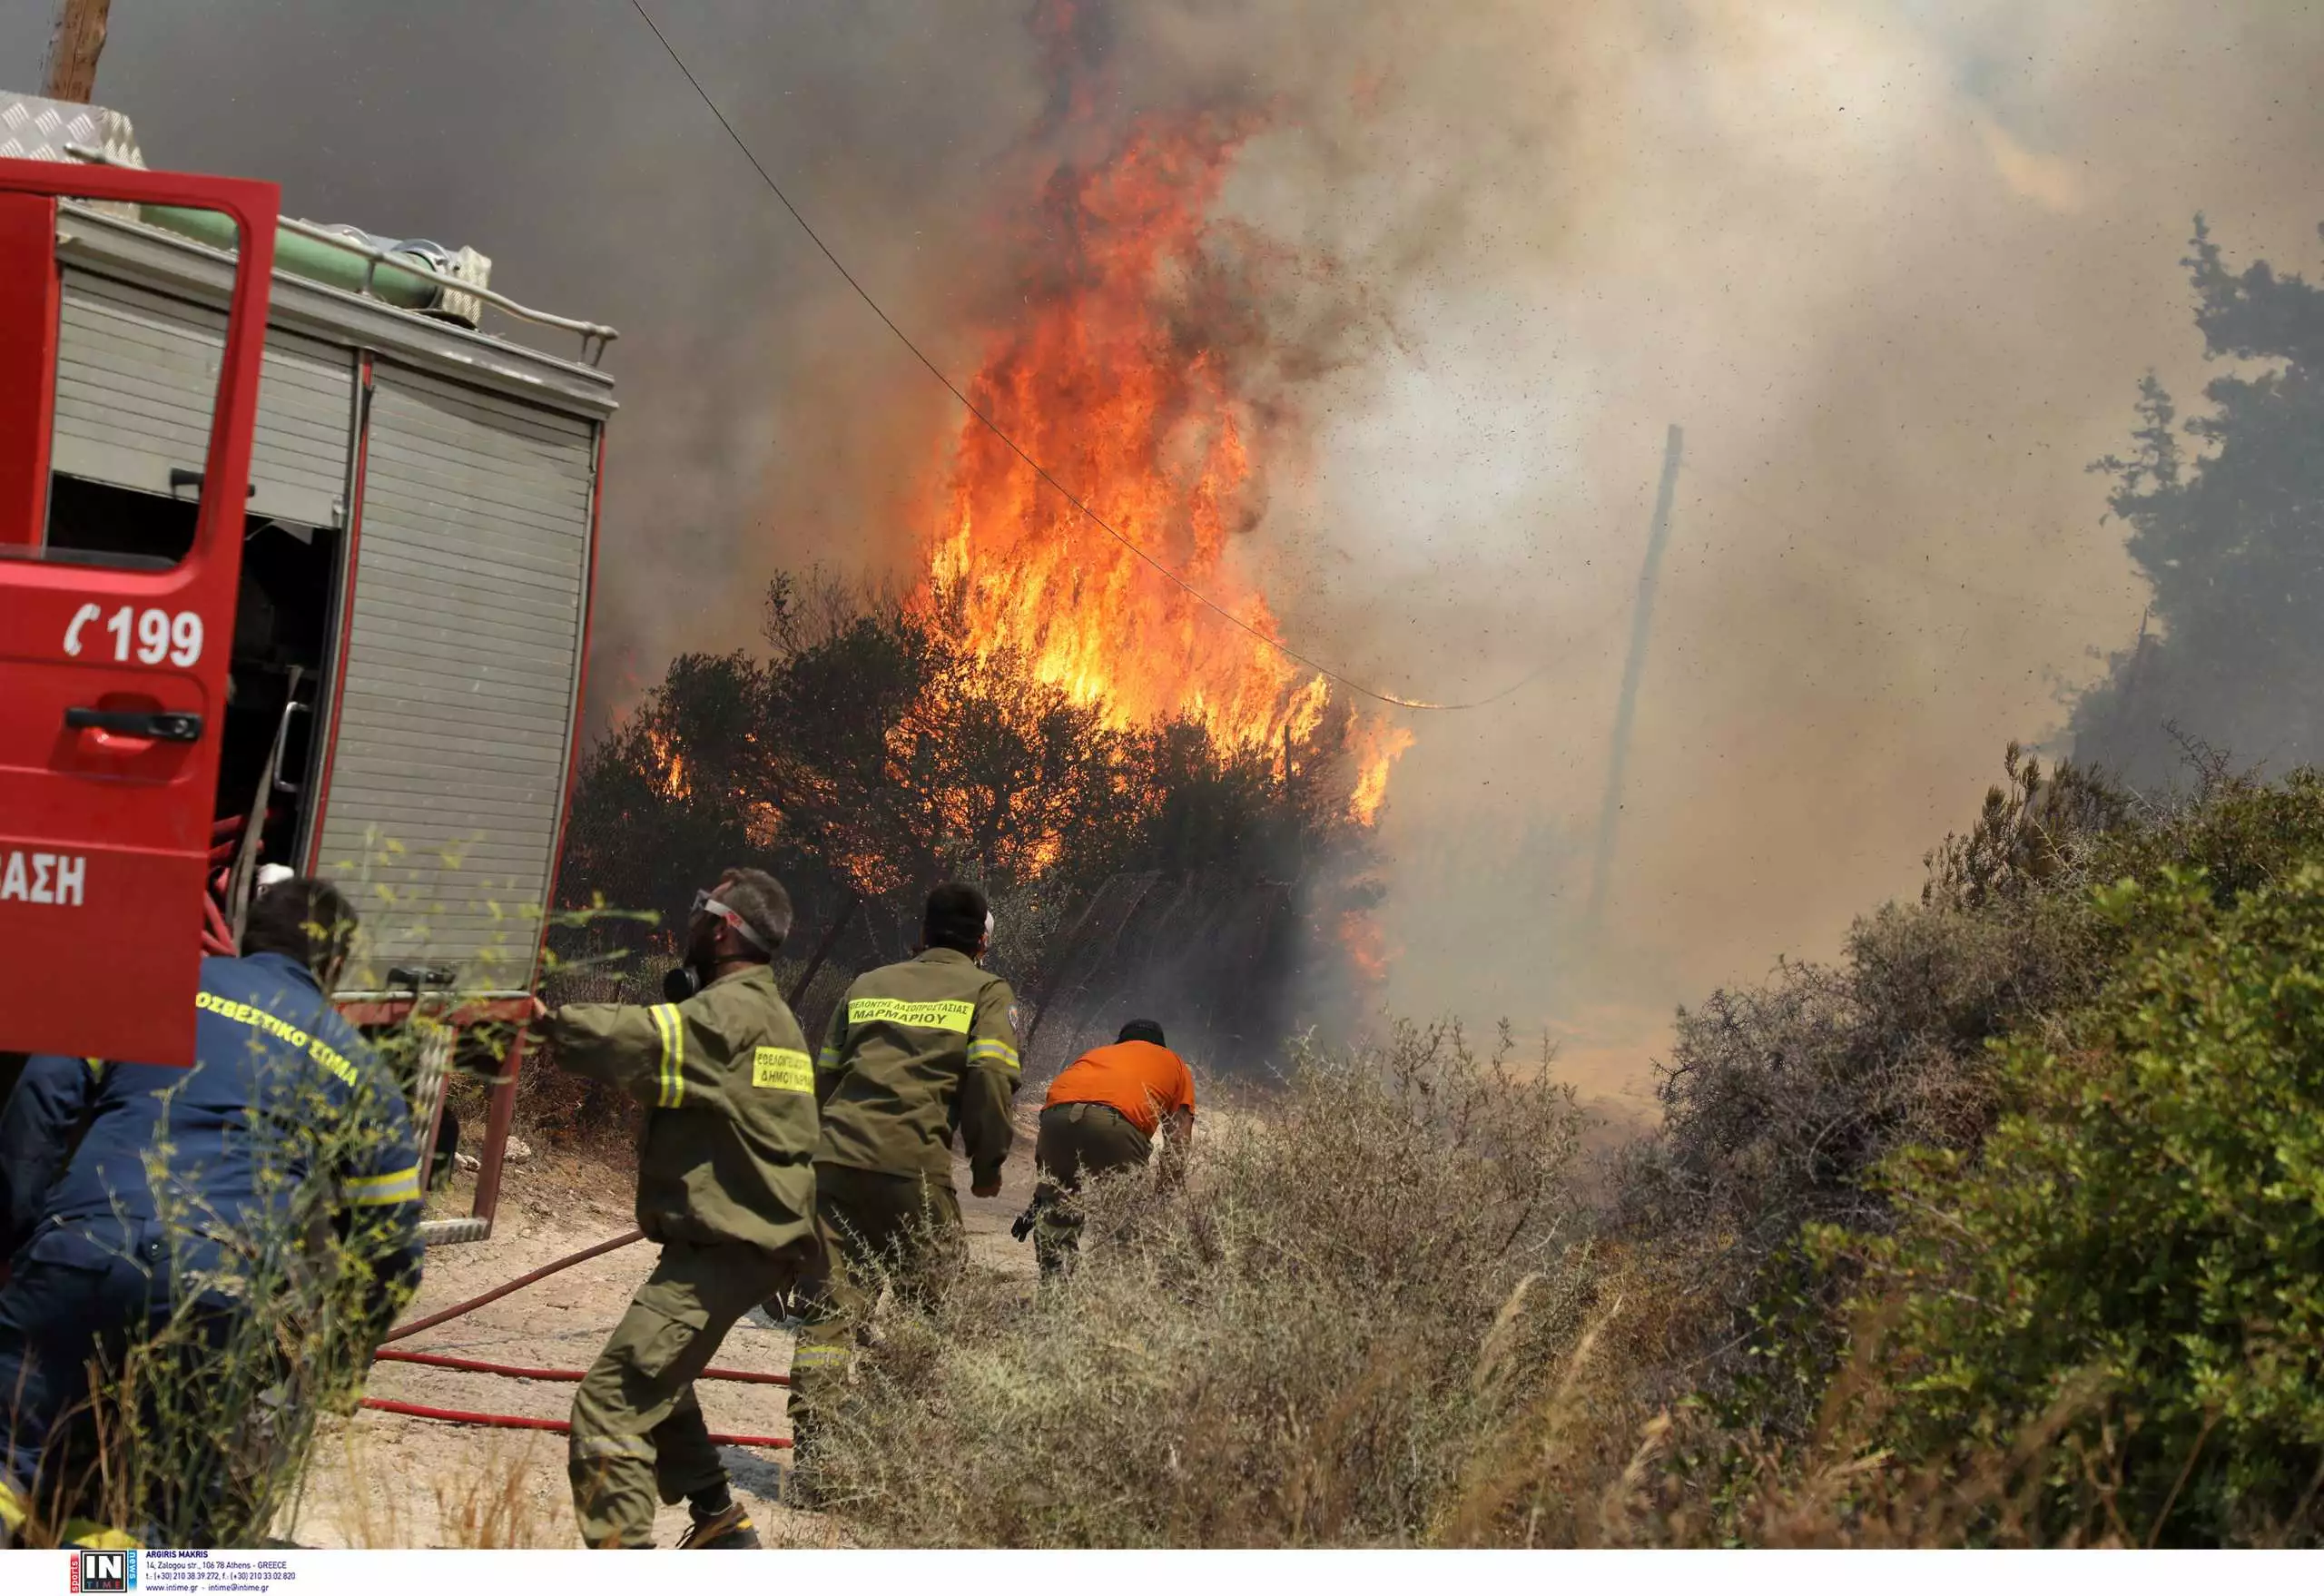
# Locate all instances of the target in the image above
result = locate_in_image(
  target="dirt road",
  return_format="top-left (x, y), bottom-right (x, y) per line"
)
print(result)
top-left (284, 1128), bottom-right (1042, 1548)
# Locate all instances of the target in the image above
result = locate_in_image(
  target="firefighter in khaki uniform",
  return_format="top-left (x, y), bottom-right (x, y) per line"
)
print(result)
top-left (536, 868), bottom-right (816, 1551)
top-left (788, 882), bottom-right (1020, 1475)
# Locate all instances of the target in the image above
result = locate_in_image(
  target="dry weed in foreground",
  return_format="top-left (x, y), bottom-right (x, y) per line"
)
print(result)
top-left (1564, 1308), bottom-right (2161, 1550)
top-left (284, 1424), bottom-right (556, 1548)
top-left (429, 1440), bottom-right (553, 1548)
top-left (799, 1014), bottom-right (2164, 1550)
top-left (814, 1022), bottom-right (1592, 1546)
top-left (305, 1425), bottom-right (409, 1550)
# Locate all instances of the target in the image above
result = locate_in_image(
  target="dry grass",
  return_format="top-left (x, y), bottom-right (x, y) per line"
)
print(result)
top-left (791, 1010), bottom-right (2197, 1549)
top-left (428, 1442), bottom-right (552, 1549)
top-left (1417, 1276), bottom-right (2162, 1549)
top-left (811, 1020), bottom-right (1591, 1546)
top-left (276, 1426), bottom-right (556, 1549)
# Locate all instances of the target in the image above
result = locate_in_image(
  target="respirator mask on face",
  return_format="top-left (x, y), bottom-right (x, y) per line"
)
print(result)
top-left (666, 888), bottom-right (767, 1000)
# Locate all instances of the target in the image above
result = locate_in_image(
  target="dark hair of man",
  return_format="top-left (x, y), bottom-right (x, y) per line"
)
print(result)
top-left (923, 881), bottom-right (990, 956)
top-left (241, 876), bottom-right (359, 979)
top-left (1118, 1019), bottom-right (1167, 1048)
top-left (718, 868), bottom-right (793, 959)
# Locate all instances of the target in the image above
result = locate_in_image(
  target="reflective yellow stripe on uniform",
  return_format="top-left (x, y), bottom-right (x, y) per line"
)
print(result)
top-left (648, 1003), bottom-right (685, 1109)
top-left (815, 1047), bottom-right (841, 1070)
top-left (788, 1345), bottom-right (850, 1367)
top-left (0, 1473), bottom-right (28, 1533)
top-left (569, 1433), bottom-right (657, 1460)
top-left (348, 1166), bottom-right (422, 1207)
top-left (966, 1039), bottom-right (1020, 1072)
top-left (846, 997), bottom-right (976, 1032)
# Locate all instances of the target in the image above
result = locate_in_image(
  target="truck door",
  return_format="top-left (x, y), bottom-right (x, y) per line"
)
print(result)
top-left (0, 159), bottom-right (279, 1066)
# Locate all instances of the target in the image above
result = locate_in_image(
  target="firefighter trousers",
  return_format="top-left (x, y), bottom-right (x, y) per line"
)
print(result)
top-left (0, 1224), bottom-right (250, 1545)
top-left (567, 1237), bottom-right (803, 1549)
top-left (786, 1164), bottom-right (963, 1464)
top-left (1031, 1101), bottom-right (1152, 1278)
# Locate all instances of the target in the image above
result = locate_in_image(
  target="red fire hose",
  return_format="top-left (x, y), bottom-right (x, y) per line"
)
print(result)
top-left (384, 1228), bottom-right (645, 1343)
top-left (374, 1347), bottom-right (788, 1386)
top-left (369, 1227), bottom-right (793, 1451)
top-left (359, 1397), bottom-right (788, 1450)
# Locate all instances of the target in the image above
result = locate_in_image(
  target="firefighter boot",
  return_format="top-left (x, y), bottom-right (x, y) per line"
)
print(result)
top-left (675, 1487), bottom-right (760, 1550)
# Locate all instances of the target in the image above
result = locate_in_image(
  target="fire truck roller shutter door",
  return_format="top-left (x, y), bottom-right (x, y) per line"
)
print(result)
top-left (50, 269), bottom-right (354, 530)
top-left (312, 363), bottom-right (596, 990)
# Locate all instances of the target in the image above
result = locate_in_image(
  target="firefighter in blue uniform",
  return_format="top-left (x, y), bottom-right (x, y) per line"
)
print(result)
top-left (0, 877), bottom-right (424, 1549)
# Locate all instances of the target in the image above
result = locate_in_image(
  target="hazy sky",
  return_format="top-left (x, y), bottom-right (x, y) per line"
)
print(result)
top-left (14, 1), bottom-right (2321, 1107)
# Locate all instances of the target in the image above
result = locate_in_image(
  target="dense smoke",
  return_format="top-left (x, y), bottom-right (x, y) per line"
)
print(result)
top-left (906, 0), bottom-right (2324, 1107)
top-left (1160, 0), bottom-right (2324, 1108)
top-left (22, 1), bottom-right (2323, 1106)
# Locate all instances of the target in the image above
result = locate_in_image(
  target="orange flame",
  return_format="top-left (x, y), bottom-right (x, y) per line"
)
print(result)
top-left (927, 116), bottom-right (1305, 752)
top-left (1348, 722), bottom-right (1416, 828)
top-left (645, 727), bottom-right (689, 802)
top-left (917, 108), bottom-right (1408, 824)
top-left (1338, 908), bottom-right (1390, 989)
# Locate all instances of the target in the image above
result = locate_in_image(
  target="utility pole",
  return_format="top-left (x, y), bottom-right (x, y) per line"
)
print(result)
top-left (1584, 422), bottom-right (1684, 939)
top-left (42, 0), bottom-right (112, 103)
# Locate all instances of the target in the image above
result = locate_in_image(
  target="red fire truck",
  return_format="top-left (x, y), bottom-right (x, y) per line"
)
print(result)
top-left (0, 94), bottom-right (617, 1238)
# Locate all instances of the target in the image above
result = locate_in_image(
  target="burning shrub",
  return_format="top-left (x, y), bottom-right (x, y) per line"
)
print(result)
top-left (807, 1021), bottom-right (1590, 1546)
top-left (554, 571), bottom-right (1390, 1070)
top-left (556, 26), bottom-right (1415, 1069)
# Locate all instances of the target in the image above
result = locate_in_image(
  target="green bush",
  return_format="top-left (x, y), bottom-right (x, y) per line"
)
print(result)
top-left (1835, 862), bottom-right (2324, 1543)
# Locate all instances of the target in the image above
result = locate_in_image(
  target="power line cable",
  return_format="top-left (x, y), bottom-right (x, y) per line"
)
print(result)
top-left (626, 0), bottom-right (1543, 712)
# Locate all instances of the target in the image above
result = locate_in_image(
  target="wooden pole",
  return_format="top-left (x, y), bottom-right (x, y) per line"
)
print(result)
top-left (42, 0), bottom-right (112, 103)
top-left (468, 1022), bottom-right (529, 1229)
top-left (1584, 423), bottom-right (1684, 938)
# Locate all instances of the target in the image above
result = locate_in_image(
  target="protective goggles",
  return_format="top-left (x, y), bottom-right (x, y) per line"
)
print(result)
top-left (691, 888), bottom-right (767, 951)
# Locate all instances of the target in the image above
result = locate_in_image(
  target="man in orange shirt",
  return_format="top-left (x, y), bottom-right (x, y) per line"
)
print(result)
top-left (1019, 1019), bottom-right (1195, 1277)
